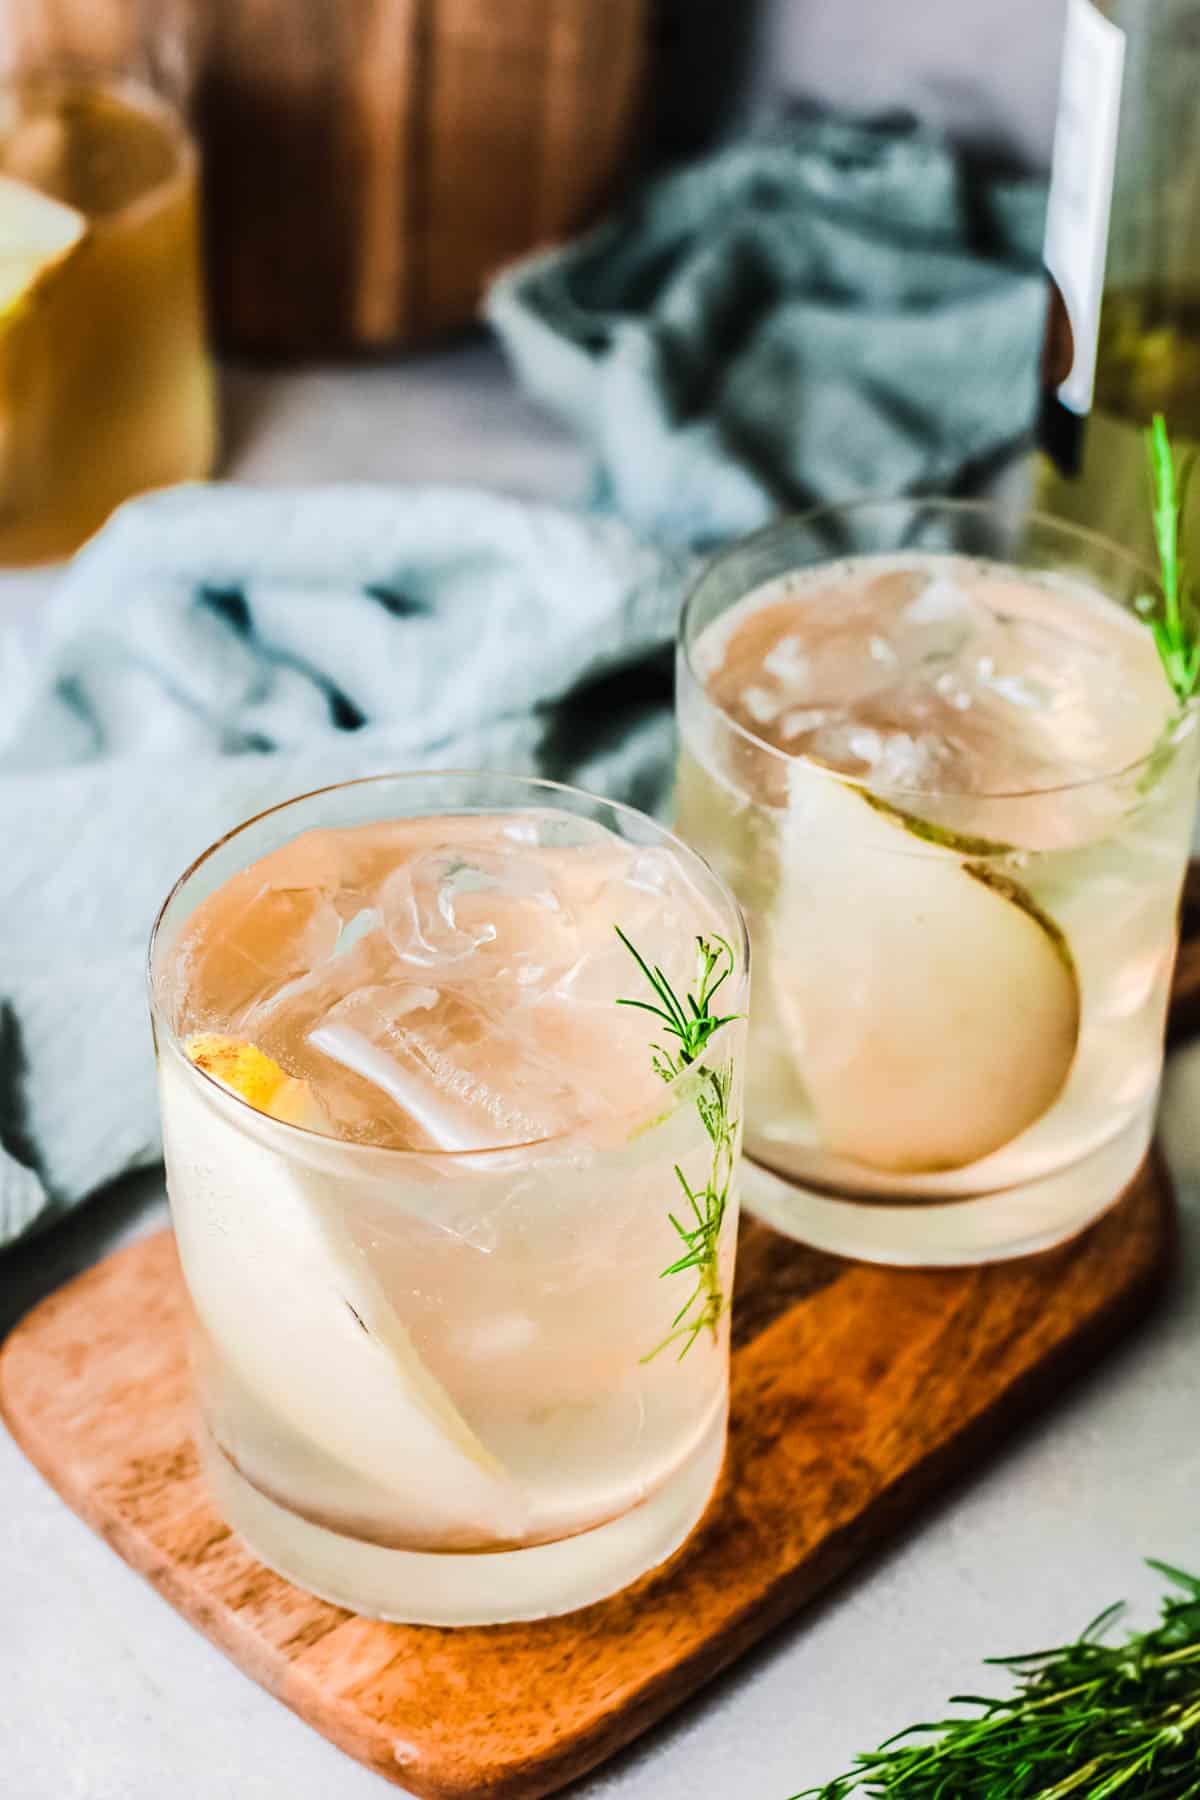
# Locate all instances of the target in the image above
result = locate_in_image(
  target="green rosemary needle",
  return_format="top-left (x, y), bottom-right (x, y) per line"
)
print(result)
top-left (794, 1561), bottom-right (1200, 1800)
top-left (615, 929), bottom-right (740, 1359)
top-left (1140, 413), bottom-right (1200, 705)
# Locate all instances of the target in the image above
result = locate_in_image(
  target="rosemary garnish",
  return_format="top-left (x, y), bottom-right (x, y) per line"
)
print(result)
top-left (616, 929), bottom-right (740, 1360)
top-left (794, 1560), bottom-right (1200, 1800)
top-left (1140, 413), bottom-right (1200, 705)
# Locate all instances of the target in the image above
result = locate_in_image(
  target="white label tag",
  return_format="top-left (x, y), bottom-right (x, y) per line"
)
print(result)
top-left (1043, 0), bottom-right (1126, 415)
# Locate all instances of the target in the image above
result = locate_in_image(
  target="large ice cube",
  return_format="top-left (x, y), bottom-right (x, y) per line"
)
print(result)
top-left (176, 877), bottom-right (343, 1031)
top-left (307, 829), bottom-right (713, 1149)
top-left (541, 841), bottom-right (731, 1105)
top-left (310, 981), bottom-right (595, 1151)
top-left (381, 842), bottom-right (581, 996)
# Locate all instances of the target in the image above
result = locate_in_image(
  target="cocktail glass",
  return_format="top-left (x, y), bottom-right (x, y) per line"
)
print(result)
top-left (149, 772), bottom-right (747, 1624)
top-left (675, 500), bottom-right (1199, 1264)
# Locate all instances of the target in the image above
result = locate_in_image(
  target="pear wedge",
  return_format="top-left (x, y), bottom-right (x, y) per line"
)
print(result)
top-left (160, 1047), bottom-right (529, 1546)
top-left (769, 758), bottom-right (1081, 1173)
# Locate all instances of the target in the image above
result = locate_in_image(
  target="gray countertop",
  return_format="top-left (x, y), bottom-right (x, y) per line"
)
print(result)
top-left (2, 341), bottom-right (1198, 1800)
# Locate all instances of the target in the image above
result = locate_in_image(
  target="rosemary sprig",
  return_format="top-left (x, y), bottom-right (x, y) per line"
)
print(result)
top-left (616, 930), bottom-right (740, 1360)
top-left (1140, 413), bottom-right (1200, 705)
top-left (794, 1561), bottom-right (1200, 1800)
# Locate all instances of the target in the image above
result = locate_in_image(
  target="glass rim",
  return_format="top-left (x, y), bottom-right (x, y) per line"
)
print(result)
top-left (0, 68), bottom-right (197, 223)
top-left (148, 769), bottom-right (750, 1166)
top-left (679, 495), bottom-right (1194, 804)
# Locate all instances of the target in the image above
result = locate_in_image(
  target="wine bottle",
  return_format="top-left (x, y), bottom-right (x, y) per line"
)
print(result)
top-left (1036, 0), bottom-right (1200, 558)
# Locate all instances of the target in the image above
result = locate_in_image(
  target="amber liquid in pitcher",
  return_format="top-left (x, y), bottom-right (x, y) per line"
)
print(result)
top-left (0, 77), bottom-right (215, 564)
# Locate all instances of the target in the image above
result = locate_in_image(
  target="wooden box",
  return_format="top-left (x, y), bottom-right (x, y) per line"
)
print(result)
top-left (5, 0), bottom-right (649, 352)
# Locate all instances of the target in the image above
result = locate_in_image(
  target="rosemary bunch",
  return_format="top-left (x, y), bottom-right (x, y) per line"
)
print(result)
top-left (795, 1561), bottom-right (1200, 1800)
top-left (616, 930), bottom-right (740, 1359)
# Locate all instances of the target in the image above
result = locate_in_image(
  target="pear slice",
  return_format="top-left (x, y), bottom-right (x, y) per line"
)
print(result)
top-left (161, 1039), bottom-right (529, 1546)
top-left (769, 760), bottom-right (1081, 1173)
top-left (0, 173), bottom-right (86, 322)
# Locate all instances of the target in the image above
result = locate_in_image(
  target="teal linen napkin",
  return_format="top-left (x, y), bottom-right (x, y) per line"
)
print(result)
top-left (488, 113), bottom-right (1048, 545)
top-left (0, 484), bottom-right (686, 1246)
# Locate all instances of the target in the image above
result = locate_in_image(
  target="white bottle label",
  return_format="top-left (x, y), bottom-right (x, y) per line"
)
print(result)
top-left (1043, 0), bottom-right (1126, 415)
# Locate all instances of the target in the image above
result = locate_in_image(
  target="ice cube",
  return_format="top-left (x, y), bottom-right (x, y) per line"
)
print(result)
top-left (803, 720), bottom-right (948, 789)
top-left (501, 811), bottom-right (611, 851)
top-left (903, 577), bottom-right (976, 625)
top-left (977, 669), bottom-right (1053, 710)
top-left (381, 844), bottom-right (578, 994)
top-left (624, 848), bottom-right (682, 896)
top-left (847, 726), bottom-right (884, 764)
top-left (742, 685), bottom-right (784, 726)
top-left (310, 982), bottom-right (591, 1152)
top-left (239, 899), bottom-right (392, 1035)
top-left (332, 906), bottom-right (381, 958)
top-left (934, 669), bottom-right (974, 713)
top-left (780, 706), bottom-right (834, 741)
top-left (547, 841), bottom-right (721, 1065)
top-left (871, 731), bottom-right (948, 787)
top-left (898, 576), bottom-right (993, 676)
top-left (762, 634), bottom-right (811, 687)
top-left (176, 878), bottom-right (343, 1031)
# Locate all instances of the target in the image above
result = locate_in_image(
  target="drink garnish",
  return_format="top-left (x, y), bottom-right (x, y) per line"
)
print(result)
top-left (185, 1033), bottom-right (327, 1131)
top-left (615, 930), bottom-right (740, 1359)
top-left (1141, 413), bottom-right (1200, 705)
top-left (793, 1559), bottom-right (1200, 1799)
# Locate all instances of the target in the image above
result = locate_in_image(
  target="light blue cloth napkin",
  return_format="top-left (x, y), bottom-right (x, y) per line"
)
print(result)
top-left (488, 113), bottom-right (1047, 546)
top-left (0, 484), bottom-right (686, 1247)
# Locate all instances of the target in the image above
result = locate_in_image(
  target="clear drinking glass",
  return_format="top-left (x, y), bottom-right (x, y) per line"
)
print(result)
top-left (0, 71), bottom-right (215, 563)
top-left (675, 500), bottom-right (1200, 1264)
top-left (149, 773), bottom-right (747, 1624)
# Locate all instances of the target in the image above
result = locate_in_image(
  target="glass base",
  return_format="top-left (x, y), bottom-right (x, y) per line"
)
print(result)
top-left (198, 1403), bottom-right (727, 1625)
top-left (743, 1108), bottom-right (1153, 1265)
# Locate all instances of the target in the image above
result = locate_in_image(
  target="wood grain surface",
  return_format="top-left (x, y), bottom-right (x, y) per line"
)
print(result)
top-left (2, 904), bottom-right (1197, 1798)
top-left (5, 0), bottom-right (649, 352)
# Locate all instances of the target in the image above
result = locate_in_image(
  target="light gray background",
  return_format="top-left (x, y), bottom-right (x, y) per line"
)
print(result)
top-left (6, 5), bottom-right (1198, 1797)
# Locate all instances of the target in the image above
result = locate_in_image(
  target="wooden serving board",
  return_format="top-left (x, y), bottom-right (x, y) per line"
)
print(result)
top-left (2, 926), bottom-right (1198, 1800)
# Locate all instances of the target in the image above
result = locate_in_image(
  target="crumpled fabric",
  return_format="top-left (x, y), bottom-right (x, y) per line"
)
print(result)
top-left (489, 112), bottom-right (1047, 546)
